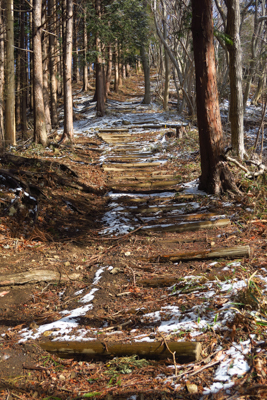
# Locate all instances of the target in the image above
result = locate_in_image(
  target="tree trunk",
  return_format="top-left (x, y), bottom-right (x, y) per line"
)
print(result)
top-left (33, 0), bottom-right (47, 146)
top-left (20, 9), bottom-right (27, 140)
top-left (5, 0), bottom-right (16, 146)
top-left (105, 44), bottom-right (112, 96)
top-left (82, 9), bottom-right (88, 92)
top-left (15, 24), bottom-right (21, 129)
top-left (49, 0), bottom-right (58, 128)
top-left (161, 0), bottom-right (170, 111)
top-left (252, 67), bottom-right (266, 105)
top-left (57, 18), bottom-right (63, 97)
top-left (73, 3), bottom-right (79, 83)
top-left (226, 0), bottom-right (244, 159)
top-left (192, 0), bottom-right (238, 194)
top-left (61, 0), bottom-right (74, 142)
top-left (0, 0), bottom-right (5, 147)
top-left (95, 0), bottom-right (105, 116)
top-left (42, 1), bottom-right (52, 134)
top-left (114, 42), bottom-right (119, 92)
top-left (140, 45), bottom-right (151, 104)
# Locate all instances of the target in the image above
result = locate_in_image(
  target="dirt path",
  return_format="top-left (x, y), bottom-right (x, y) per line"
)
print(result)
top-left (0, 78), bottom-right (267, 399)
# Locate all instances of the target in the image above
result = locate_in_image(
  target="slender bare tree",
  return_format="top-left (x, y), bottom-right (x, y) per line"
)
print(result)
top-left (226, 0), bottom-right (244, 159)
top-left (49, 0), bottom-right (58, 128)
top-left (5, 0), bottom-right (16, 145)
top-left (33, 0), bottom-right (47, 146)
top-left (0, 0), bottom-right (4, 147)
top-left (61, 0), bottom-right (74, 141)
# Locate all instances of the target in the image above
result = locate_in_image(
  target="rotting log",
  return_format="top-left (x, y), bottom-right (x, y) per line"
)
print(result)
top-left (142, 218), bottom-right (231, 233)
top-left (40, 340), bottom-right (202, 363)
top-left (0, 270), bottom-right (80, 286)
top-left (144, 245), bottom-right (251, 263)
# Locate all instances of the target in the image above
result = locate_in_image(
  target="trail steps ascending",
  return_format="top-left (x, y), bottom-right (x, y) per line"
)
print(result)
top-left (98, 107), bottom-right (230, 236)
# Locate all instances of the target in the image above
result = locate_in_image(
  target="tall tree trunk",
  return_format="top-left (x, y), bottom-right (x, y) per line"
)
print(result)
top-left (20, 9), bottom-right (27, 139)
top-left (118, 45), bottom-right (123, 88)
top-left (29, 0), bottom-right (34, 111)
top-left (49, 0), bottom-right (58, 128)
top-left (33, 0), bottom-right (47, 146)
top-left (82, 9), bottom-right (88, 92)
top-left (5, 0), bottom-right (16, 146)
top-left (0, 0), bottom-right (4, 147)
top-left (95, 0), bottom-right (105, 116)
top-left (140, 45), bottom-right (151, 104)
top-left (192, 0), bottom-right (238, 194)
top-left (73, 3), bottom-right (79, 83)
top-left (105, 44), bottom-right (112, 96)
top-left (61, 0), bottom-right (74, 141)
top-left (226, 0), bottom-right (244, 159)
top-left (42, 0), bottom-right (52, 133)
top-left (114, 42), bottom-right (119, 92)
top-left (16, 28), bottom-right (21, 128)
top-left (161, 0), bottom-right (170, 111)
top-left (57, 17), bottom-right (63, 97)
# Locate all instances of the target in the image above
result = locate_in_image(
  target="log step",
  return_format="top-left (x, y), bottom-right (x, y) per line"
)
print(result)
top-left (145, 245), bottom-right (251, 263)
top-left (40, 340), bottom-right (202, 363)
top-left (142, 218), bottom-right (231, 233)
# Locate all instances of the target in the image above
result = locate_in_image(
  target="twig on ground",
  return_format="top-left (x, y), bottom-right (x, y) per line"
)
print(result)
top-left (158, 332), bottom-right (178, 376)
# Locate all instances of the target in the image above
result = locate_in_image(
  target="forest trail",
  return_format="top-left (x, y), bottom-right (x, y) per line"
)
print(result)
top-left (0, 79), bottom-right (267, 399)
top-left (97, 100), bottom-right (231, 238)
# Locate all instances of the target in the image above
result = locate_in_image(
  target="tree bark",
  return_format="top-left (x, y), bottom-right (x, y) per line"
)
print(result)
top-left (33, 0), bottom-right (47, 146)
top-left (20, 9), bottom-right (27, 139)
top-left (95, 0), bottom-right (105, 116)
top-left (161, 0), bottom-right (170, 111)
top-left (42, 1), bottom-right (52, 134)
top-left (73, 3), bottom-right (80, 83)
top-left (192, 0), bottom-right (238, 194)
top-left (226, 0), bottom-right (244, 159)
top-left (114, 41), bottom-right (119, 92)
top-left (82, 8), bottom-right (88, 92)
top-left (5, 0), bottom-right (16, 146)
top-left (49, 0), bottom-right (58, 128)
top-left (0, 0), bottom-right (5, 147)
top-left (61, 0), bottom-right (74, 141)
top-left (105, 44), bottom-right (112, 96)
top-left (140, 45), bottom-right (151, 104)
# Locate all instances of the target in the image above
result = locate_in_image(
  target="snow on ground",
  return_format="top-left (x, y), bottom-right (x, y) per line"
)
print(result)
top-left (17, 260), bottom-right (263, 395)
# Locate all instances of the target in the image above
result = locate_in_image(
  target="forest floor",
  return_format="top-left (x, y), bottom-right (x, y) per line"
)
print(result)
top-left (0, 72), bottom-right (267, 400)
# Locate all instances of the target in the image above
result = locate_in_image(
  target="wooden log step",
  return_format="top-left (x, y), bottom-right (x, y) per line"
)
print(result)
top-left (107, 180), bottom-right (182, 189)
top-left (0, 270), bottom-right (81, 286)
top-left (40, 340), bottom-right (202, 363)
top-left (98, 128), bottom-right (129, 132)
top-left (108, 174), bottom-right (178, 182)
top-left (106, 169), bottom-right (170, 175)
top-left (103, 166), bottom-right (156, 172)
top-left (131, 205), bottom-right (199, 214)
top-left (105, 157), bottom-right (150, 163)
top-left (142, 218), bottom-right (231, 233)
top-left (103, 162), bottom-right (161, 169)
top-left (145, 245), bottom-right (251, 263)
